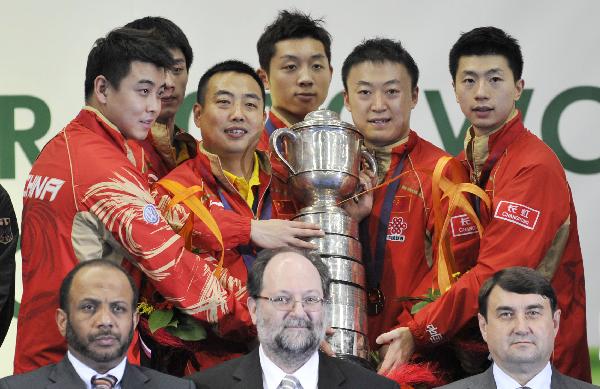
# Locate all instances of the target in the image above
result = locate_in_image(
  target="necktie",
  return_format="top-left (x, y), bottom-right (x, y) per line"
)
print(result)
top-left (278, 375), bottom-right (302, 389)
top-left (91, 374), bottom-right (118, 389)
top-left (517, 387), bottom-right (532, 389)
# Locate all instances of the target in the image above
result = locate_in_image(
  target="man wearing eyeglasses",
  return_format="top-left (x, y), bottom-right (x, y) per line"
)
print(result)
top-left (187, 247), bottom-right (399, 388)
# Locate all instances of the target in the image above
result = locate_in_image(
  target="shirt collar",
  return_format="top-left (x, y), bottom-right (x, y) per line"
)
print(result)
top-left (492, 361), bottom-right (552, 389)
top-left (67, 351), bottom-right (127, 389)
top-left (259, 345), bottom-right (319, 389)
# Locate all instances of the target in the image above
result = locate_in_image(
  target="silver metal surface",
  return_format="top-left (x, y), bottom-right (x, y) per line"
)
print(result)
top-left (328, 329), bottom-right (369, 360)
top-left (321, 256), bottom-right (365, 287)
top-left (293, 209), bottom-right (358, 238)
top-left (310, 234), bottom-right (361, 259)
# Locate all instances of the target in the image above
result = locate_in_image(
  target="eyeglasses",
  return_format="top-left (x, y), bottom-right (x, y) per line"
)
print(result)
top-left (253, 295), bottom-right (327, 312)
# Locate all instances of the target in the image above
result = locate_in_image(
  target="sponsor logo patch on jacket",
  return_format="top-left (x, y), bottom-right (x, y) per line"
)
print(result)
top-left (494, 200), bottom-right (540, 230)
top-left (143, 204), bottom-right (160, 225)
top-left (0, 218), bottom-right (13, 244)
top-left (450, 214), bottom-right (478, 237)
top-left (386, 216), bottom-right (407, 241)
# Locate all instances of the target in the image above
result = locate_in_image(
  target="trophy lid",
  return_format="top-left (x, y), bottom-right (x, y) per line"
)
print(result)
top-left (289, 109), bottom-right (359, 133)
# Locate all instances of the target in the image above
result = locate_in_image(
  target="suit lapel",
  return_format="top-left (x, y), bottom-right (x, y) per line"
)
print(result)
top-left (481, 366), bottom-right (498, 389)
top-left (232, 348), bottom-right (264, 389)
top-left (121, 363), bottom-right (150, 388)
top-left (317, 353), bottom-right (345, 388)
top-left (46, 358), bottom-right (87, 389)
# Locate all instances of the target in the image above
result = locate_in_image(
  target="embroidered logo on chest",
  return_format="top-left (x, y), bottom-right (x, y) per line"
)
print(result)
top-left (450, 214), bottom-right (478, 237)
top-left (143, 204), bottom-right (160, 225)
top-left (386, 216), bottom-right (407, 242)
top-left (494, 200), bottom-right (540, 230)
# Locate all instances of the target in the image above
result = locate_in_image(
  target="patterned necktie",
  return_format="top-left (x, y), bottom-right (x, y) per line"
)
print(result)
top-left (91, 374), bottom-right (118, 389)
top-left (278, 375), bottom-right (302, 389)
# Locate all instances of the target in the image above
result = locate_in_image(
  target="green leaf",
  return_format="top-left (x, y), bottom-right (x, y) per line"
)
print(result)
top-left (411, 301), bottom-right (429, 315)
top-left (148, 309), bottom-right (174, 333)
top-left (166, 315), bottom-right (207, 341)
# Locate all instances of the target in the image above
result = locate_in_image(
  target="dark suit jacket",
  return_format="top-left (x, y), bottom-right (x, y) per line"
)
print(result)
top-left (0, 357), bottom-right (195, 389)
top-left (435, 365), bottom-right (598, 389)
top-left (187, 348), bottom-right (399, 389)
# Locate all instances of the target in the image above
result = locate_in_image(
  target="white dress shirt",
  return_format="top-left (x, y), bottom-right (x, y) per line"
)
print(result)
top-left (259, 345), bottom-right (319, 389)
top-left (493, 361), bottom-right (552, 389)
top-left (67, 351), bottom-right (127, 389)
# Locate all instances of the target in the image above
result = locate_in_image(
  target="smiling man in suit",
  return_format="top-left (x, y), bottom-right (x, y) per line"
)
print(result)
top-left (188, 247), bottom-right (399, 389)
top-left (0, 259), bottom-right (194, 389)
top-left (436, 267), bottom-right (597, 389)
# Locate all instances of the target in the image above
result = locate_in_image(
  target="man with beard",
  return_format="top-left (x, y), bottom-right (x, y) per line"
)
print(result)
top-left (188, 247), bottom-right (399, 388)
top-left (0, 259), bottom-right (193, 388)
top-left (436, 267), bottom-right (597, 389)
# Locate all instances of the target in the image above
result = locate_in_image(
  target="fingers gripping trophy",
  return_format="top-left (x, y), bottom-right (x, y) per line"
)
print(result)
top-left (270, 109), bottom-right (377, 368)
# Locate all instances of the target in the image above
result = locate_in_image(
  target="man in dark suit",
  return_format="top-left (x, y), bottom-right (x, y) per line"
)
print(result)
top-left (0, 259), bottom-right (193, 388)
top-left (188, 247), bottom-right (399, 388)
top-left (436, 267), bottom-right (597, 389)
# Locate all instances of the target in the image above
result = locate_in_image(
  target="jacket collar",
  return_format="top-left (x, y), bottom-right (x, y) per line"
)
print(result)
top-left (366, 130), bottom-right (418, 184)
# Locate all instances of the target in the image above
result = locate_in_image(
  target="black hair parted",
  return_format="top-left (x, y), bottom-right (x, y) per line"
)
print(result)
top-left (125, 16), bottom-right (193, 70)
top-left (449, 26), bottom-right (523, 82)
top-left (478, 266), bottom-right (558, 320)
top-left (59, 259), bottom-right (139, 314)
top-left (196, 60), bottom-right (266, 106)
top-left (84, 27), bottom-right (175, 100)
top-left (257, 9), bottom-right (332, 73)
top-left (341, 37), bottom-right (419, 91)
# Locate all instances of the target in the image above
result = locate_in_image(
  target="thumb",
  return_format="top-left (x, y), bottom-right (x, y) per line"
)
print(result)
top-left (375, 329), bottom-right (397, 345)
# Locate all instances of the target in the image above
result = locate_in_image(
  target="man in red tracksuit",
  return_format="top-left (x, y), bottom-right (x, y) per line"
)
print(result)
top-left (16, 28), bottom-right (253, 374)
top-left (125, 17), bottom-right (197, 183)
top-left (342, 39), bottom-right (477, 382)
top-left (378, 27), bottom-right (591, 383)
top-left (152, 60), bottom-right (324, 373)
top-left (255, 10), bottom-right (333, 219)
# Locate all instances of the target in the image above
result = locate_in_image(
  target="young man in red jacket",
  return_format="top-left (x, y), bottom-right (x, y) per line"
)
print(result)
top-left (125, 17), bottom-right (197, 182)
top-left (16, 28), bottom-right (254, 374)
top-left (377, 27), bottom-right (591, 383)
top-left (152, 60), bottom-right (324, 373)
top-left (342, 39), bottom-right (472, 382)
top-left (255, 10), bottom-right (333, 219)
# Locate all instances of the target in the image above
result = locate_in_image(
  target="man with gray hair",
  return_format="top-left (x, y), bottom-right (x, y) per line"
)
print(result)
top-left (436, 267), bottom-right (597, 389)
top-left (189, 247), bottom-right (399, 388)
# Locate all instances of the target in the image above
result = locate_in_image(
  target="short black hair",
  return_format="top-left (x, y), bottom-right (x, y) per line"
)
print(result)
top-left (196, 60), bottom-right (266, 106)
top-left (124, 16), bottom-right (193, 70)
top-left (257, 10), bottom-right (332, 74)
top-left (478, 266), bottom-right (558, 319)
top-left (449, 26), bottom-right (523, 82)
top-left (341, 37), bottom-right (419, 91)
top-left (247, 247), bottom-right (330, 300)
top-left (59, 259), bottom-right (139, 313)
top-left (84, 27), bottom-right (175, 100)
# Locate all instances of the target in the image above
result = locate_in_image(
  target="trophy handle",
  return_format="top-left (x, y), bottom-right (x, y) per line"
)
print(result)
top-left (269, 127), bottom-right (297, 175)
top-left (360, 148), bottom-right (378, 179)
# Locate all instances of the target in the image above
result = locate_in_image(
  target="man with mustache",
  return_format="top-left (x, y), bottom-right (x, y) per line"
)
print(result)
top-left (437, 267), bottom-right (597, 389)
top-left (188, 247), bottom-right (399, 388)
top-left (0, 259), bottom-right (194, 388)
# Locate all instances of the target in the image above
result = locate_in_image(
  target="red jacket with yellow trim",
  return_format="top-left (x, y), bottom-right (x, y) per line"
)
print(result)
top-left (364, 131), bottom-right (451, 348)
top-left (151, 144), bottom-right (271, 370)
top-left (406, 113), bottom-right (590, 382)
top-left (16, 108), bottom-right (253, 373)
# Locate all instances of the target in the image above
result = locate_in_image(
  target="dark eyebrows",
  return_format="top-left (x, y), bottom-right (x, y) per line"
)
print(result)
top-left (214, 90), bottom-right (234, 98)
top-left (460, 68), bottom-right (504, 77)
top-left (244, 93), bottom-right (261, 101)
top-left (355, 79), bottom-right (401, 87)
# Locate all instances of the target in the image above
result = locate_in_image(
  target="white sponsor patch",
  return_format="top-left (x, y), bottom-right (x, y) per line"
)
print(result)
top-left (143, 204), bottom-right (160, 225)
top-left (426, 324), bottom-right (443, 343)
top-left (450, 214), bottom-right (478, 237)
top-left (494, 200), bottom-right (540, 230)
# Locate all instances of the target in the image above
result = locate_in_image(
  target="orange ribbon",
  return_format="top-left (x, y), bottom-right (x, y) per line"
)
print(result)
top-left (431, 156), bottom-right (490, 293)
top-left (157, 179), bottom-right (225, 278)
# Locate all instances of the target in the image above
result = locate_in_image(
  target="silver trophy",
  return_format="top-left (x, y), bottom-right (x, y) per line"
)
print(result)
top-left (270, 109), bottom-right (376, 367)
